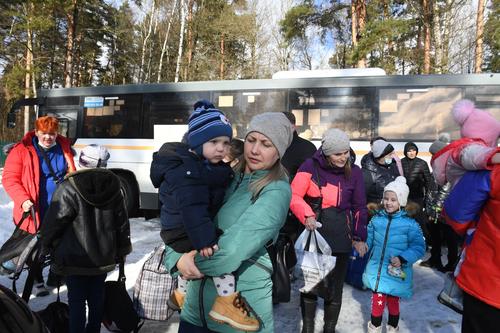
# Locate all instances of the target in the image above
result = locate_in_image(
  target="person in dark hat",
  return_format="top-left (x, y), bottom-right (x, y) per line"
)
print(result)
top-left (401, 141), bottom-right (433, 244)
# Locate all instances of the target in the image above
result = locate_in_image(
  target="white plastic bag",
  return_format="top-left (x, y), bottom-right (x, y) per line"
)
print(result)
top-left (294, 229), bottom-right (336, 293)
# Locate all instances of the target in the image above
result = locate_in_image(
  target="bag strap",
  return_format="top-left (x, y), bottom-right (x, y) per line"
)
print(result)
top-left (117, 261), bottom-right (126, 283)
top-left (39, 147), bottom-right (63, 184)
top-left (311, 159), bottom-right (323, 216)
top-left (303, 230), bottom-right (323, 255)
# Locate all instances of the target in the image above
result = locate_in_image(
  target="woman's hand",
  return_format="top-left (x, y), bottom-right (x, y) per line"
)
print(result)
top-left (390, 256), bottom-right (402, 268)
top-left (304, 216), bottom-right (319, 230)
top-left (22, 200), bottom-right (33, 212)
top-left (177, 250), bottom-right (204, 279)
top-left (353, 241), bottom-right (368, 257)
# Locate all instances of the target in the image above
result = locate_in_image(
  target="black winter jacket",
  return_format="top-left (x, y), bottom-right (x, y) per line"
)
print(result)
top-left (401, 157), bottom-right (432, 201)
top-left (361, 155), bottom-right (400, 204)
top-left (40, 169), bottom-right (132, 276)
top-left (150, 142), bottom-right (233, 250)
top-left (281, 131), bottom-right (317, 180)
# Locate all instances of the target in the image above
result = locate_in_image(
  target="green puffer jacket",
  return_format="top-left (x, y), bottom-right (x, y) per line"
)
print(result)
top-left (164, 170), bottom-right (291, 332)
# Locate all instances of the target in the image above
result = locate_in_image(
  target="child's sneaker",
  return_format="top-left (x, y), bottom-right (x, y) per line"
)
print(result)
top-left (167, 289), bottom-right (185, 311)
top-left (34, 283), bottom-right (49, 297)
top-left (208, 292), bottom-right (260, 332)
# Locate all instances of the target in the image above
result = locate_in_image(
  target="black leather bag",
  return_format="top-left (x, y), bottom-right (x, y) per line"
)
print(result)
top-left (103, 263), bottom-right (143, 333)
top-left (37, 297), bottom-right (70, 333)
top-left (267, 234), bottom-right (297, 304)
top-left (0, 211), bottom-right (36, 265)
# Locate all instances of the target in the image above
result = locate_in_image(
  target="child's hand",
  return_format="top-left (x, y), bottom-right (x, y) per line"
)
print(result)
top-left (199, 244), bottom-right (219, 257)
top-left (390, 256), bottom-right (401, 267)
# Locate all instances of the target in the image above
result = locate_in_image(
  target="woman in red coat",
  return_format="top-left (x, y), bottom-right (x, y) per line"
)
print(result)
top-left (1, 116), bottom-right (76, 296)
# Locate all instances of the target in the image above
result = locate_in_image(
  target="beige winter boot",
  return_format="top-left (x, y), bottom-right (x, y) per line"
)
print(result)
top-left (367, 321), bottom-right (382, 333)
top-left (387, 324), bottom-right (400, 332)
top-left (209, 292), bottom-right (260, 332)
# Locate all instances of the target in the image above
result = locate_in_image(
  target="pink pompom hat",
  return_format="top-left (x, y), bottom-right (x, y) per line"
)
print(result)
top-left (452, 99), bottom-right (500, 147)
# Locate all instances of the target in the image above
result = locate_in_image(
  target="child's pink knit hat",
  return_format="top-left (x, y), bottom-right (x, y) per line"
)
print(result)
top-left (452, 99), bottom-right (500, 147)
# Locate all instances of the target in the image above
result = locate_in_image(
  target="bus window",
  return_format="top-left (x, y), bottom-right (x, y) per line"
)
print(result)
top-left (43, 109), bottom-right (78, 140)
top-left (144, 91), bottom-right (210, 138)
top-left (289, 87), bottom-right (376, 140)
top-left (214, 90), bottom-right (287, 139)
top-left (465, 86), bottom-right (500, 120)
top-left (378, 87), bottom-right (464, 141)
top-left (82, 94), bottom-right (141, 138)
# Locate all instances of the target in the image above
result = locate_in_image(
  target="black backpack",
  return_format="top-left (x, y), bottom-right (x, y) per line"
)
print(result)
top-left (0, 283), bottom-right (49, 333)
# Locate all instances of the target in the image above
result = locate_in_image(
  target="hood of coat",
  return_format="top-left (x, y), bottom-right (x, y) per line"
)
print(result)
top-left (152, 142), bottom-right (199, 170)
top-left (66, 169), bottom-right (121, 206)
top-left (404, 142), bottom-right (418, 157)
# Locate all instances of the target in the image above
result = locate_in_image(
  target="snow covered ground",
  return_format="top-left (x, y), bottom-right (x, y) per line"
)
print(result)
top-left (0, 172), bottom-right (461, 332)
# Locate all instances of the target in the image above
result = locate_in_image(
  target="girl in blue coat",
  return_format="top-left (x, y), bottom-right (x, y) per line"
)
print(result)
top-left (362, 176), bottom-right (425, 332)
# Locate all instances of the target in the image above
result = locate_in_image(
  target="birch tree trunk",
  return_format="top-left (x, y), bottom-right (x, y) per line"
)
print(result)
top-left (139, 0), bottom-right (156, 83)
top-left (175, 0), bottom-right (187, 83)
top-left (64, 0), bottom-right (78, 88)
top-left (183, 0), bottom-right (194, 81)
top-left (474, 0), bottom-right (485, 73)
top-left (442, 0), bottom-right (451, 72)
top-left (157, 0), bottom-right (178, 83)
top-left (433, 0), bottom-right (443, 73)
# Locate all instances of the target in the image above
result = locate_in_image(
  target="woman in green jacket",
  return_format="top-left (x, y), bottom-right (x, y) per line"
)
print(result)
top-left (164, 112), bottom-right (294, 333)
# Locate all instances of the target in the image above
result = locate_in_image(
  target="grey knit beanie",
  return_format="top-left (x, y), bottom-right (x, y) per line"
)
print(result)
top-left (321, 128), bottom-right (350, 156)
top-left (245, 112), bottom-right (294, 158)
top-left (372, 139), bottom-right (394, 159)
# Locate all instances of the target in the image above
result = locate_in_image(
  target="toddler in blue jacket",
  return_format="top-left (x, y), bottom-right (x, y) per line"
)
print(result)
top-left (150, 102), bottom-right (259, 331)
top-left (362, 176), bottom-right (426, 332)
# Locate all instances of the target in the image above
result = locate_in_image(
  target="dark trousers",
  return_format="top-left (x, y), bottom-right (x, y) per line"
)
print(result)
top-left (66, 274), bottom-right (107, 333)
top-left (462, 292), bottom-right (500, 333)
top-left (429, 221), bottom-right (459, 267)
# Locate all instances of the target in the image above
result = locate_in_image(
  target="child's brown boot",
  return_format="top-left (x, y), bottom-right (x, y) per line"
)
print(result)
top-left (167, 289), bottom-right (185, 312)
top-left (208, 292), bottom-right (260, 331)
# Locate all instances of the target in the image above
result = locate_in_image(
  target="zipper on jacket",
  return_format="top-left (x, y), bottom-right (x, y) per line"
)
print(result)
top-left (374, 214), bottom-right (393, 291)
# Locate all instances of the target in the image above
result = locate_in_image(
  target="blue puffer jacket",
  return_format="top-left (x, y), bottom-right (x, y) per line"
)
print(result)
top-left (362, 209), bottom-right (425, 298)
top-left (150, 142), bottom-right (233, 250)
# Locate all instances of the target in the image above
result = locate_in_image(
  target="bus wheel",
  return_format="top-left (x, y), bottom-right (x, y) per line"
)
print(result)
top-left (117, 174), bottom-right (138, 217)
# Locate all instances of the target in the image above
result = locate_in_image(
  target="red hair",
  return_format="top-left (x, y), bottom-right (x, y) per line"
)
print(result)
top-left (35, 116), bottom-right (59, 133)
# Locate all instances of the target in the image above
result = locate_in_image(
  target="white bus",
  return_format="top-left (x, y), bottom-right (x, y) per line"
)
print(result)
top-left (6, 72), bottom-right (500, 216)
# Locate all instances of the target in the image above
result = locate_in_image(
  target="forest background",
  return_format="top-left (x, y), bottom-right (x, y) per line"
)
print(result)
top-left (0, 0), bottom-right (498, 141)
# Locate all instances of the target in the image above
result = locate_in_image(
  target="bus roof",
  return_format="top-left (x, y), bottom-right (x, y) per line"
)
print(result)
top-left (271, 68), bottom-right (387, 79)
top-left (36, 73), bottom-right (500, 98)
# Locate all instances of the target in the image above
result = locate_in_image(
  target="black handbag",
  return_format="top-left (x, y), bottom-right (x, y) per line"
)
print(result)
top-left (0, 210), bottom-right (36, 265)
top-left (103, 262), bottom-right (143, 333)
top-left (37, 288), bottom-right (70, 333)
top-left (267, 234), bottom-right (297, 304)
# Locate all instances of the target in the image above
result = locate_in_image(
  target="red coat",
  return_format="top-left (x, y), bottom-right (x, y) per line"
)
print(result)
top-left (3, 131), bottom-right (76, 234)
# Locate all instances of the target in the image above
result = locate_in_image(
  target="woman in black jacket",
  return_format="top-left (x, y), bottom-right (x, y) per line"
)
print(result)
top-left (362, 139), bottom-right (400, 205)
top-left (40, 144), bottom-right (132, 333)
